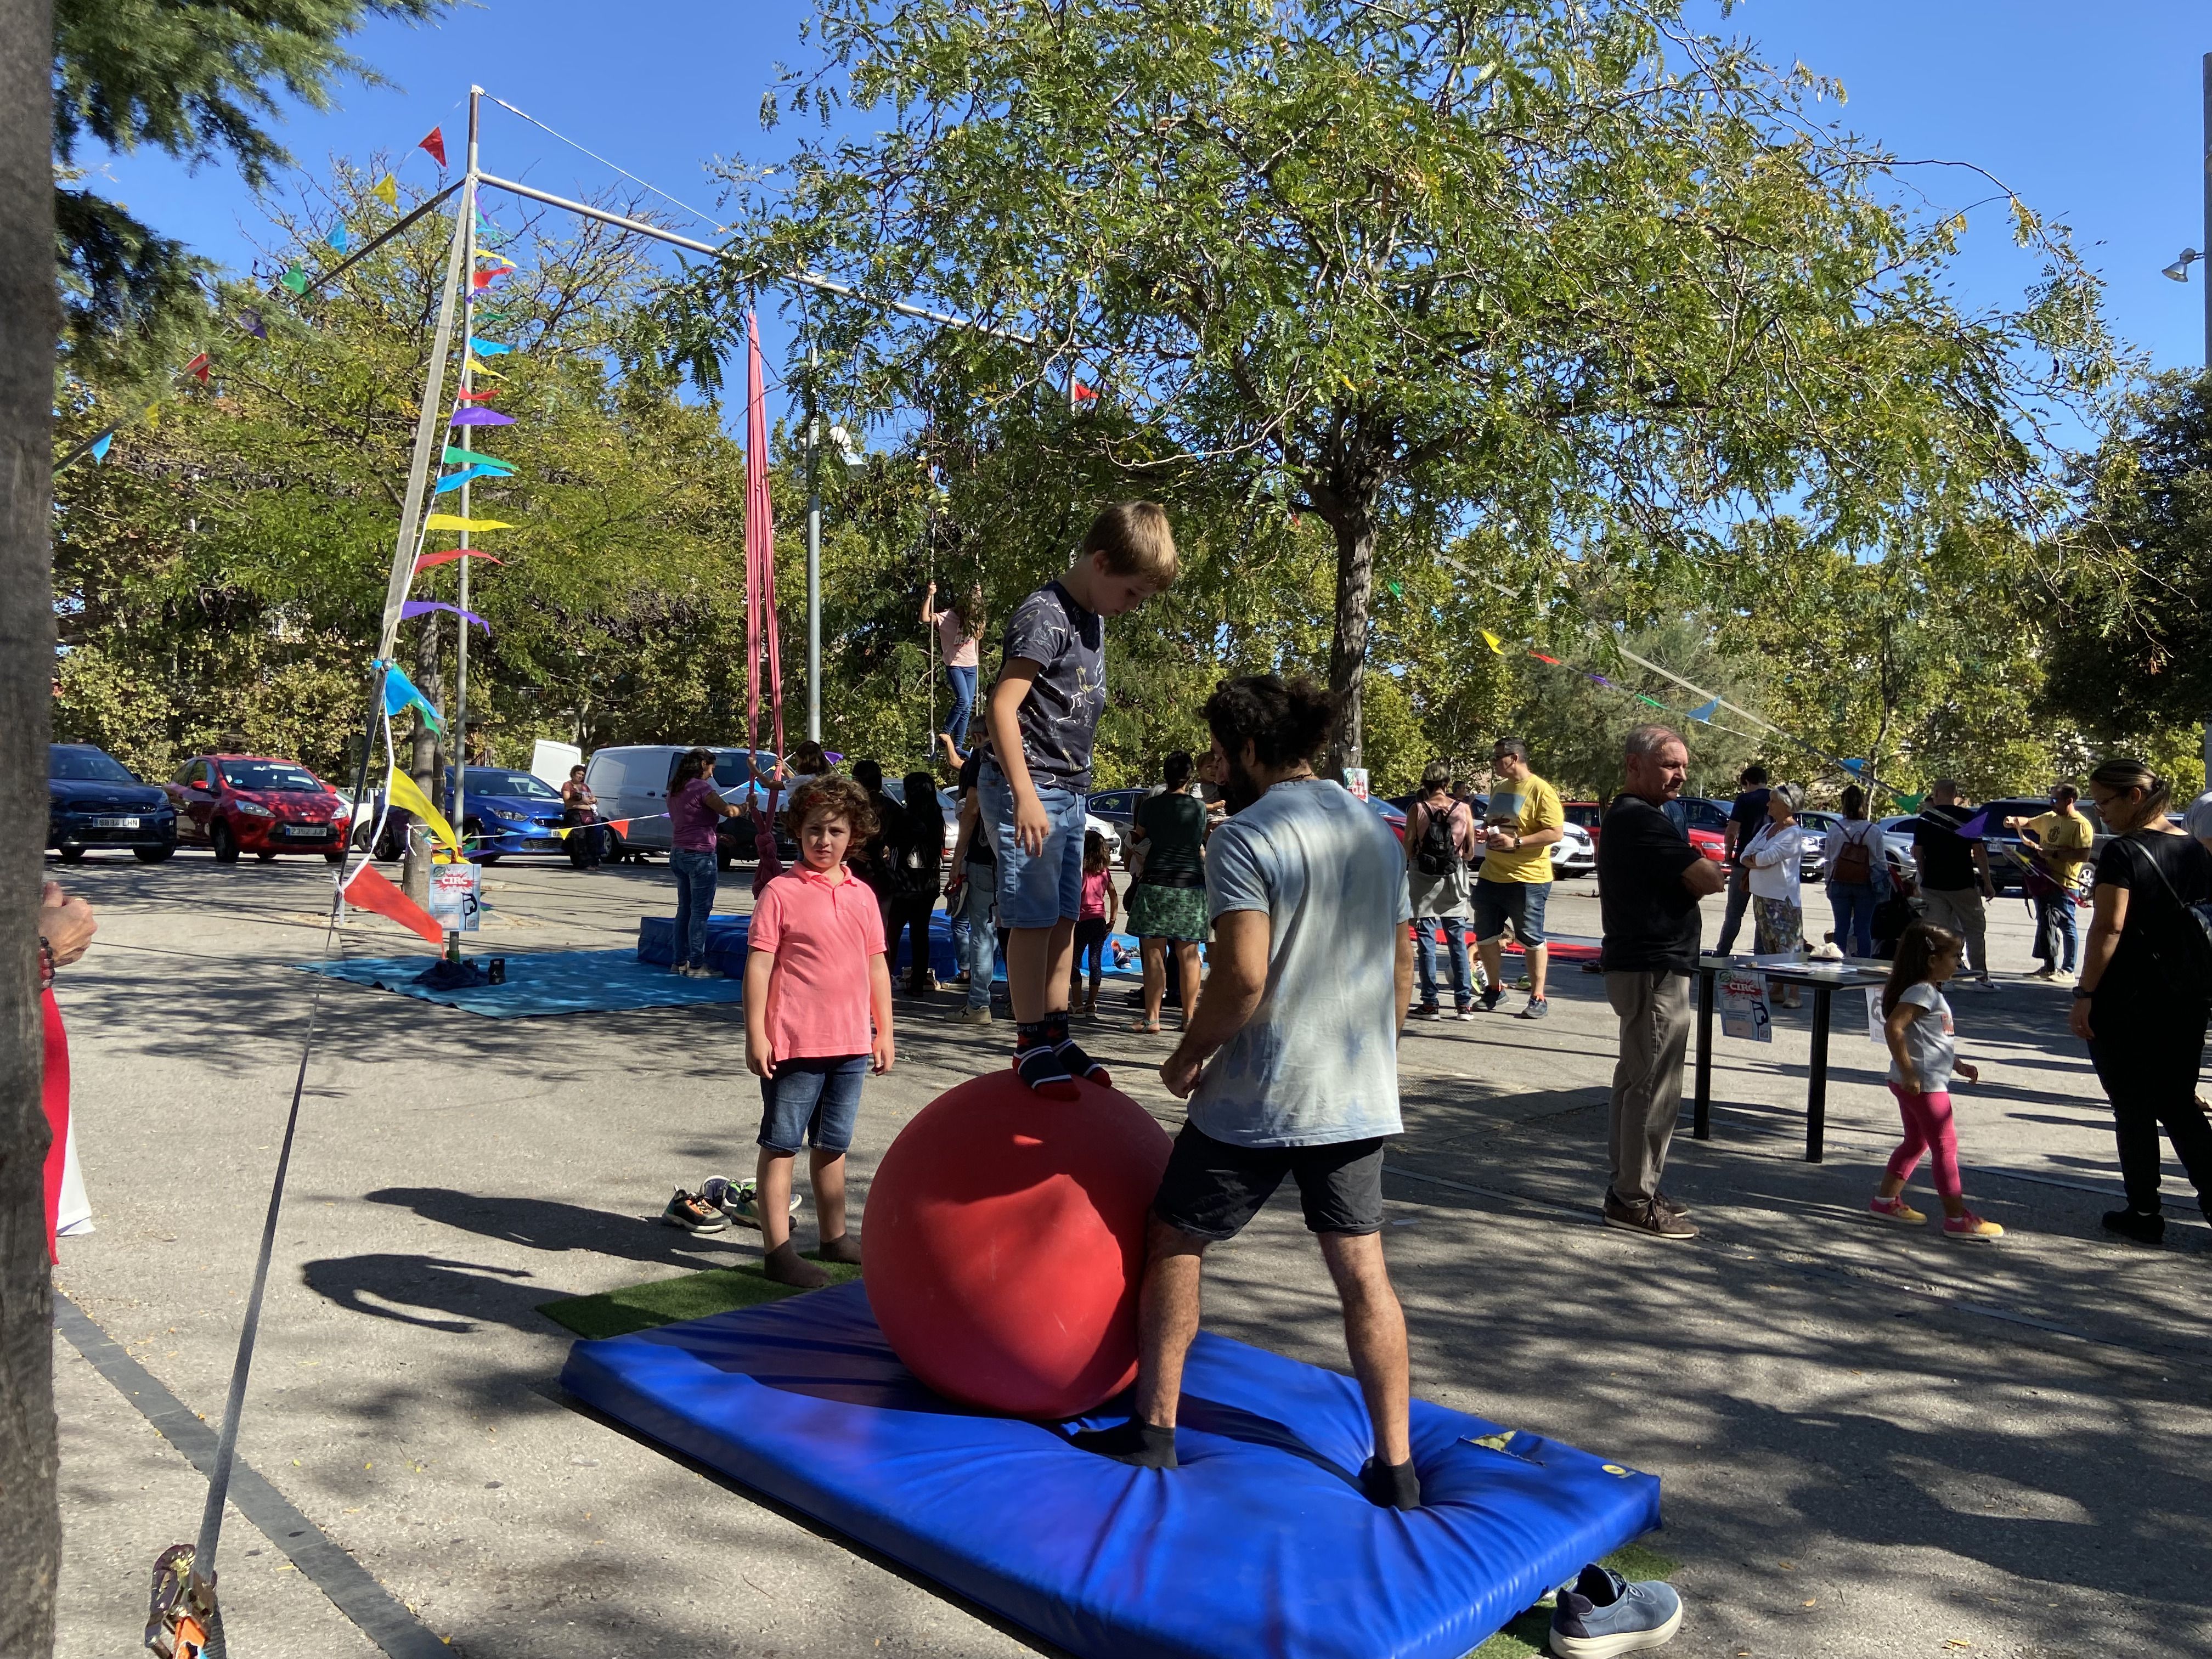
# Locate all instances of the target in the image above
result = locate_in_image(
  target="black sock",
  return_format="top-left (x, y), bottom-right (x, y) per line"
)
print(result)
top-left (1069, 1418), bottom-right (1177, 1469)
top-left (1359, 1455), bottom-right (1421, 1510)
top-left (1055, 1030), bottom-right (1111, 1085)
top-left (1015, 1019), bottom-right (1076, 1098)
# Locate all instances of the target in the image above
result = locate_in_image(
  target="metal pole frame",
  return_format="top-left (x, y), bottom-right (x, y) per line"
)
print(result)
top-left (444, 86), bottom-right (483, 957)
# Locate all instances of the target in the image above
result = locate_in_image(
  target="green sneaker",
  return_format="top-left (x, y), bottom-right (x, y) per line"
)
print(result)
top-left (660, 1188), bottom-right (727, 1233)
top-left (702, 1175), bottom-right (802, 1231)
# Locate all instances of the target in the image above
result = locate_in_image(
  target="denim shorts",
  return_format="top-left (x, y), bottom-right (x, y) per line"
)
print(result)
top-left (758, 1054), bottom-right (867, 1154)
top-left (1473, 877), bottom-right (1550, 948)
top-left (979, 765), bottom-right (1088, 929)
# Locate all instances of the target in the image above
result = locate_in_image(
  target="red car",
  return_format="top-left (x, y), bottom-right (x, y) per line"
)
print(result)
top-left (1566, 797), bottom-right (1728, 863)
top-left (165, 754), bottom-right (349, 864)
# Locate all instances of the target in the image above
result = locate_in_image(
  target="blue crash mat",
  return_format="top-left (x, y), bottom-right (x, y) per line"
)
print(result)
top-left (638, 910), bottom-right (970, 983)
top-left (297, 948), bottom-right (745, 1017)
top-left (562, 1281), bottom-right (1661, 1659)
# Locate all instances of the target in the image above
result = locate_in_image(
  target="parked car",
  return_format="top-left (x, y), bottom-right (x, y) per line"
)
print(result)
top-left (580, 745), bottom-right (783, 864)
top-left (1874, 816), bottom-right (1923, 883)
top-left (49, 743), bottom-right (177, 862)
top-left (1562, 799), bottom-right (1605, 849)
top-left (1086, 786), bottom-right (1147, 844)
top-left (1970, 797), bottom-right (2108, 894)
top-left (166, 754), bottom-right (348, 863)
top-left (1662, 796), bottom-right (1731, 864)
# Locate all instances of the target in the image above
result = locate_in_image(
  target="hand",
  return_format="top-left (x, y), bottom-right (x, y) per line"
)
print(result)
top-left (1980, 881), bottom-right (1995, 899)
top-left (1159, 1046), bottom-right (1204, 1099)
top-left (41, 882), bottom-right (97, 969)
top-left (1014, 793), bottom-right (1050, 857)
top-left (1954, 1060), bottom-right (1980, 1085)
top-left (872, 1031), bottom-right (895, 1075)
top-left (1485, 827), bottom-right (1515, 851)
top-left (2068, 998), bottom-right (2094, 1042)
top-left (746, 1037), bottom-right (775, 1079)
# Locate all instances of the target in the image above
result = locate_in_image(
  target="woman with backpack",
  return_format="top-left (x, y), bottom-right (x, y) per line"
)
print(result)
top-left (2070, 758), bottom-right (2212, 1244)
top-left (1406, 763), bottom-right (1480, 1019)
top-left (1823, 785), bottom-right (1886, 958)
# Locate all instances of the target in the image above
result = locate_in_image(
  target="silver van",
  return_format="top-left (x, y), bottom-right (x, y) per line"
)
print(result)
top-left (583, 746), bottom-right (777, 862)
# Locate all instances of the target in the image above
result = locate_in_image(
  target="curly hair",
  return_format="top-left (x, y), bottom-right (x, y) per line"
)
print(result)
top-left (1201, 674), bottom-right (1337, 770)
top-left (783, 772), bottom-right (877, 842)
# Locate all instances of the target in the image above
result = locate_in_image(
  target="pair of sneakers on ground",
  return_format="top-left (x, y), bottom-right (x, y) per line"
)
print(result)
top-left (667, 962), bottom-right (723, 980)
top-left (1414, 984), bottom-right (1548, 1022)
top-left (659, 1175), bottom-right (803, 1234)
top-left (1601, 1188), bottom-right (1697, 1242)
top-left (1868, 1193), bottom-right (2005, 1240)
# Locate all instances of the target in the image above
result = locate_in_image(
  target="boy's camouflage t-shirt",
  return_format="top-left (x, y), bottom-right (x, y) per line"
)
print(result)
top-left (994, 580), bottom-right (1105, 792)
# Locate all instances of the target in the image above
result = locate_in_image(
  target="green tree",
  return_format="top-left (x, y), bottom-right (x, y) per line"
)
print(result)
top-left (52, 0), bottom-right (447, 385)
top-left (683, 0), bottom-right (2115, 774)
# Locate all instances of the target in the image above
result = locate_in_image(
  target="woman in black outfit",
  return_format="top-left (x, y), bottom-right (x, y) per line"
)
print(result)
top-left (888, 769), bottom-right (945, 995)
top-left (2071, 757), bottom-right (2212, 1244)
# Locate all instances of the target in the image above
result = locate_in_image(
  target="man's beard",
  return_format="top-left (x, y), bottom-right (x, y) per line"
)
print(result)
top-left (1222, 753), bottom-right (1264, 816)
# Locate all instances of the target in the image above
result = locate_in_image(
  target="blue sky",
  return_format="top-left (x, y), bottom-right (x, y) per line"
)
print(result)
top-left (79, 0), bottom-right (2212, 429)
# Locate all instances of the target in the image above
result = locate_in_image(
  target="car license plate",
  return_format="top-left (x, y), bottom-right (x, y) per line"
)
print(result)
top-left (281, 825), bottom-right (331, 838)
top-left (91, 817), bottom-right (139, 830)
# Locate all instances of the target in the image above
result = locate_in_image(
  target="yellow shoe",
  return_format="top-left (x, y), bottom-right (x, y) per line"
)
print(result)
top-left (1869, 1193), bottom-right (1925, 1225)
top-left (1943, 1211), bottom-right (2004, 1241)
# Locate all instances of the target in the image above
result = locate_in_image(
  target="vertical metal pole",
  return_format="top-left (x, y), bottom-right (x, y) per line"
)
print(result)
top-left (2202, 55), bottom-right (2211, 785)
top-left (447, 85), bottom-right (483, 959)
top-left (805, 345), bottom-right (822, 743)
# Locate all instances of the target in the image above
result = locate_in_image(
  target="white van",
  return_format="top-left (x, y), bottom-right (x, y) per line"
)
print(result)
top-left (583, 746), bottom-right (777, 861)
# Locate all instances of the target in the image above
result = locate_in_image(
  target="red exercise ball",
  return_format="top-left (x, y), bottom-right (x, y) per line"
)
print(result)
top-left (865, 1070), bottom-right (1173, 1419)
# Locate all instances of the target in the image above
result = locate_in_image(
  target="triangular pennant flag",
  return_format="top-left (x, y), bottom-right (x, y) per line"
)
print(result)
top-left (377, 661), bottom-right (444, 731)
top-left (433, 467), bottom-right (491, 495)
top-left (1952, 808), bottom-right (1991, 839)
top-left (465, 355), bottom-right (505, 380)
top-left (605, 819), bottom-right (631, 835)
top-left (236, 308), bottom-right (266, 339)
top-left (371, 173), bottom-right (398, 207)
top-left (183, 352), bottom-right (210, 383)
top-left (1528, 651), bottom-right (1562, 666)
top-left (1071, 379), bottom-right (1098, 403)
top-left (280, 263), bottom-right (309, 295)
top-left (1635, 694), bottom-right (1668, 709)
top-left (342, 860), bottom-right (444, 944)
top-left (419, 126), bottom-right (447, 167)
top-left (1894, 791), bottom-right (1927, 814)
top-left (143, 400), bottom-right (160, 428)
top-left (469, 268), bottom-right (505, 290)
top-left (454, 386), bottom-right (500, 402)
top-left (386, 768), bottom-right (462, 856)
top-left (1841, 757), bottom-right (1868, 776)
top-left (326, 224), bottom-right (349, 253)
top-left (413, 549), bottom-right (505, 573)
top-left (1688, 699), bottom-right (1720, 723)
top-left (467, 337), bottom-right (512, 356)
top-left (422, 514), bottom-right (512, 532)
top-left (1480, 630), bottom-right (1504, 655)
top-left (470, 311), bottom-right (509, 326)
top-left (1589, 673), bottom-right (1612, 688)
top-left (442, 444), bottom-right (512, 471)
top-left (89, 433), bottom-right (112, 462)
top-left (401, 599), bottom-right (491, 634)
top-left (449, 408), bottom-right (514, 427)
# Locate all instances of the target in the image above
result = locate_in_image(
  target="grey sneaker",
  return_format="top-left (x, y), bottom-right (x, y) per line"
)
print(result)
top-left (1549, 1563), bottom-right (1683, 1657)
top-left (701, 1175), bottom-right (801, 1231)
top-left (1601, 1190), bottom-right (1698, 1242)
top-left (659, 1188), bottom-right (727, 1233)
top-left (1519, 996), bottom-right (1550, 1020)
top-left (1453, 1003), bottom-right (1479, 1022)
top-left (949, 1005), bottom-right (993, 1026)
top-left (1412, 1003), bottom-right (1443, 1021)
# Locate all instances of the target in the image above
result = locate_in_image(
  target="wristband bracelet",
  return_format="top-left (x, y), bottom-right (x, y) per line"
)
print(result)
top-left (38, 936), bottom-right (55, 991)
top-left (2072, 985), bottom-right (2095, 1000)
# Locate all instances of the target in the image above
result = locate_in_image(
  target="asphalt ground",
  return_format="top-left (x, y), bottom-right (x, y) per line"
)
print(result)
top-left (46, 849), bottom-right (2212, 1659)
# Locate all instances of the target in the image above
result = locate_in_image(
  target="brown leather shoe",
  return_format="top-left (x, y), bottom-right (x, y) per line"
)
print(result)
top-left (1652, 1191), bottom-right (1689, 1219)
top-left (1602, 1189), bottom-right (1699, 1242)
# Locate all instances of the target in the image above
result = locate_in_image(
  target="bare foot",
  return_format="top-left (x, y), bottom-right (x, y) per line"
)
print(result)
top-left (816, 1232), bottom-right (862, 1265)
top-left (763, 1240), bottom-right (830, 1288)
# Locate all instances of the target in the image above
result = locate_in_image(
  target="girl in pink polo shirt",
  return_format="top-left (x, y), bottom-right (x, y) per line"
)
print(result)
top-left (743, 775), bottom-right (894, 1287)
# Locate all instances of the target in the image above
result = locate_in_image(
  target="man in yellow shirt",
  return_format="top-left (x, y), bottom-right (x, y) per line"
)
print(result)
top-left (1474, 737), bottom-right (1565, 1018)
top-left (2011, 785), bottom-right (2094, 983)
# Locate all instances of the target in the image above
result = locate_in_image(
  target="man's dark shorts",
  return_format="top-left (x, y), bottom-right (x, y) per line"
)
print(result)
top-left (1152, 1122), bottom-right (1389, 1241)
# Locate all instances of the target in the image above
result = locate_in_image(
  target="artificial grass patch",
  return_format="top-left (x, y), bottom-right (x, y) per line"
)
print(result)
top-left (537, 1257), bottom-right (863, 1341)
top-left (1470, 1540), bottom-right (1681, 1657)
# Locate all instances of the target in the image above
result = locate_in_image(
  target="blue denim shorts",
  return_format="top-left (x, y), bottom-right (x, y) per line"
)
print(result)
top-left (1473, 877), bottom-right (1550, 948)
top-left (979, 765), bottom-right (1088, 929)
top-left (758, 1054), bottom-right (867, 1154)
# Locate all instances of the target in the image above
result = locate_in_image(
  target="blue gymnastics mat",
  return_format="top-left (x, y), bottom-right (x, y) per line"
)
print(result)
top-left (561, 1281), bottom-right (1661, 1659)
top-left (637, 910), bottom-right (1164, 986)
top-left (297, 948), bottom-right (745, 1017)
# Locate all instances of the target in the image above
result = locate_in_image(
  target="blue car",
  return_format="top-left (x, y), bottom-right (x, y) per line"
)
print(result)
top-left (362, 767), bottom-right (572, 863)
top-left (49, 744), bottom-right (177, 862)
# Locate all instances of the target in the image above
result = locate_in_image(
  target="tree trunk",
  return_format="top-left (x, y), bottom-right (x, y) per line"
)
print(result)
top-left (1, 2), bottom-right (61, 1651)
top-left (1323, 506), bottom-right (1377, 777)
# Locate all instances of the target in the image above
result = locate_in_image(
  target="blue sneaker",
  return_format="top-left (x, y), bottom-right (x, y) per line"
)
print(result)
top-left (1548, 1564), bottom-right (1682, 1657)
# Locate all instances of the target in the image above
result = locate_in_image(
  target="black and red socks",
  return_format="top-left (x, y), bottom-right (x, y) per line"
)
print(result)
top-left (1015, 1018), bottom-right (1079, 1099)
top-left (1069, 1418), bottom-right (1178, 1469)
top-left (1055, 1022), bottom-right (1111, 1088)
top-left (1359, 1455), bottom-right (1421, 1510)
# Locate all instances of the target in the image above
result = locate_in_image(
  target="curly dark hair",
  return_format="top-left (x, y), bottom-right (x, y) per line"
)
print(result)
top-left (1201, 674), bottom-right (1337, 770)
top-left (783, 772), bottom-right (877, 842)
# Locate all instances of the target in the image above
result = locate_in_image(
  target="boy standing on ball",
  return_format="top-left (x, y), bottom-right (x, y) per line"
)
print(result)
top-left (978, 502), bottom-right (1178, 1097)
top-left (1074, 675), bottom-right (1423, 1510)
top-left (743, 775), bottom-right (895, 1287)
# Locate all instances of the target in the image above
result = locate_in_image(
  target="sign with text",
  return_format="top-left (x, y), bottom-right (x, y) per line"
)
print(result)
top-left (1344, 767), bottom-right (1370, 801)
top-left (1718, 969), bottom-right (1772, 1042)
top-left (428, 862), bottom-right (482, 933)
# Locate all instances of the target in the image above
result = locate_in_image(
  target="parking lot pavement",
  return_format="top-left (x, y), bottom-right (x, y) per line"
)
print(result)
top-left (47, 853), bottom-right (2211, 1657)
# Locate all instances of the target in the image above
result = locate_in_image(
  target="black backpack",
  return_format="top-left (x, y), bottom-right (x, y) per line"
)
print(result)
top-left (1415, 803), bottom-right (1461, 877)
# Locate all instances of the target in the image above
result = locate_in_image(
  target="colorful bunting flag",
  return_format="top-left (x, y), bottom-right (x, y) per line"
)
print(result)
top-left (143, 400), bottom-right (160, 428)
top-left (377, 661), bottom-right (443, 731)
top-left (1481, 630), bottom-right (1504, 655)
top-left (422, 514), bottom-right (512, 532)
top-left (1841, 757), bottom-right (1868, 775)
top-left (442, 444), bottom-right (512, 471)
top-left (1635, 695), bottom-right (1667, 709)
top-left (1952, 808), bottom-right (1991, 839)
top-left (89, 433), bottom-right (112, 463)
top-left (236, 308), bottom-right (267, 339)
top-left (469, 269), bottom-right (504, 291)
top-left (371, 173), bottom-right (398, 207)
top-left (454, 387), bottom-right (500, 403)
top-left (386, 768), bottom-right (462, 856)
top-left (326, 224), bottom-right (348, 253)
top-left (183, 352), bottom-right (211, 383)
top-left (1687, 698), bottom-right (1720, 723)
top-left (467, 337), bottom-right (512, 356)
top-left (1894, 791), bottom-right (1927, 814)
top-left (419, 126), bottom-right (448, 167)
top-left (465, 355), bottom-right (504, 380)
top-left (1071, 379), bottom-right (1099, 403)
top-left (1528, 651), bottom-right (1562, 666)
top-left (413, 549), bottom-right (505, 573)
top-left (433, 465), bottom-right (516, 494)
top-left (280, 263), bottom-right (309, 295)
top-left (449, 408), bottom-right (514, 427)
top-left (401, 599), bottom-right (491, 634)
top-left (342, 860), bottom-right (444, 944)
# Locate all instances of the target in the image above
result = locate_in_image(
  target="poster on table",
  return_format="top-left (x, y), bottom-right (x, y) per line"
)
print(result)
top-left (1866, 986), bottom-right (1886, 1042)
top-left (428, 862), bottom-right (482, 933)
top-left (1719, 970), bottom-right (1772, 1042)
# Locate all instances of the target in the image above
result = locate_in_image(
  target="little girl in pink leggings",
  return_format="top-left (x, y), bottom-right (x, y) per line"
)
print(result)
top-left (1874, 920), bottom-right (2004, 1240)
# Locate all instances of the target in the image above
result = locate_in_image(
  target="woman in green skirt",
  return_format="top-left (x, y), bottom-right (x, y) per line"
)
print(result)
top-left (1126, 750), bottom-right (1210, 1032)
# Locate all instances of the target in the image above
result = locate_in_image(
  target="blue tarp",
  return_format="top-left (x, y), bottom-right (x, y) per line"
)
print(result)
top-left (296, 948), bottom-right (744, 1017)
top-left (636, 911), bottom-right (1159, 984)
top-left (562, 1281), bottom-right (1661, 1659)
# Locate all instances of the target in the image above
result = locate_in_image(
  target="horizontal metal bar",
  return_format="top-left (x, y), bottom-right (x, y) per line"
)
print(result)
top-left (475, 171), bottom-right (1039, 346)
